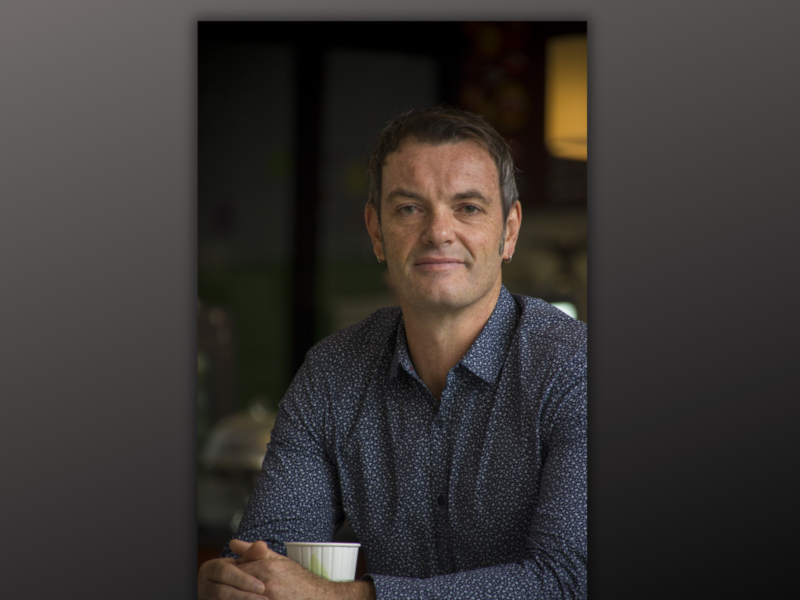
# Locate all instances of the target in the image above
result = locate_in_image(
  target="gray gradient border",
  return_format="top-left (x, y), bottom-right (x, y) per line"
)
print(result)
top-left (3, 1), bottom-right (798, 598)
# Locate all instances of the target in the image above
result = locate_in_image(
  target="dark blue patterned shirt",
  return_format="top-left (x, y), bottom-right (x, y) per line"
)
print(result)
top-left (223, 286), bottom-right (587, 599)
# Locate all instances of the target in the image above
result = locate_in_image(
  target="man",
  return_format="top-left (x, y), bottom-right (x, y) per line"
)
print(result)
top-left (198, 107), bottom-right (587, 600)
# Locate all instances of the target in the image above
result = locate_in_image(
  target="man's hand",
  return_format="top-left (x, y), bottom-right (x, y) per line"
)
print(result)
top-left (231, 539), bottom-right (376, 600)
top-left (197, 545), bottom-right (266, 599)
top-left (199, 538), bottom-right (375, 600)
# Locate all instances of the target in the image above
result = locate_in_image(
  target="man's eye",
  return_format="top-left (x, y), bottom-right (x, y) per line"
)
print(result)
top-left (399, 206), bottom-right (418, 215)
top-left (462, 205), bottom-right (480, 214)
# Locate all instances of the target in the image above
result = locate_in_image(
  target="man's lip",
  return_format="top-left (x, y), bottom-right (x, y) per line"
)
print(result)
top-left (413, 258), bottom-right (464, 266)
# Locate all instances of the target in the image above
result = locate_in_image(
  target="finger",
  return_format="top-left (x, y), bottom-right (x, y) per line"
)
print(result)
top-left (238, 559), bottom-right (279, 579)
top-left (241, 540), bottom-right (270, 562)
top-left (201, 558), bottom-right (266, 596)
top-left (235, 540), bottom-right (285, 565)
top-left (229, 539), bottom-right (254, 556)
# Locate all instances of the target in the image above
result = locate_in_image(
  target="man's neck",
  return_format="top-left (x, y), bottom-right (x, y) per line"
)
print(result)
top-left (401, 282), bottom-right (502, 402)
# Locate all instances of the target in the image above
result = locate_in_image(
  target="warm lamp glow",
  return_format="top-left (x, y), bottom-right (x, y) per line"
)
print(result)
top-left (545, 35), bottom-right (587, 161)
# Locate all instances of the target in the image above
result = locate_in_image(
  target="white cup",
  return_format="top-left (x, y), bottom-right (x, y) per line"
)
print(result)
top-left (284, 542), bottom-right (361, 582)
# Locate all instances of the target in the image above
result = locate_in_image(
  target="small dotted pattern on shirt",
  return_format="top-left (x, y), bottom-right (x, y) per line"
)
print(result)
top-left (222, 286), bottom-right (587, 600)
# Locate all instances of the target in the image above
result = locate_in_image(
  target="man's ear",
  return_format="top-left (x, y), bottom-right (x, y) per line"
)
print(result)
top-left (502, 200), bottom-right (522, 261)
top-left (365, 203), bottom-right (385, 262)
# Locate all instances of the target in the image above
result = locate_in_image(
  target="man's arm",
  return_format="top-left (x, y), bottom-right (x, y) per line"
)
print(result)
top-left (224, 357), bottom-right (346, 555)
top-left (199, 358), bottom-right (349, 598)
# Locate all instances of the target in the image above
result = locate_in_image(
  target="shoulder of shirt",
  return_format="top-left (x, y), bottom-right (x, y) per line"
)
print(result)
top-left (511, 294), bottom-right (587, 419)
top-left (305, 305), bottom-right (403, 366)
top-left (511, 293), bottom-right (587, 357)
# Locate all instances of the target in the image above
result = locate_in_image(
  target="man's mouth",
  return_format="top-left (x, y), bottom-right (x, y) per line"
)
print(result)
top-left (413, 257), bottom-right (465, 271)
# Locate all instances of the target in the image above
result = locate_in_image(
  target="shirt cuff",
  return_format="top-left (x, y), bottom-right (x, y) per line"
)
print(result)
top-left (362, 572), bottom-right (427, 600)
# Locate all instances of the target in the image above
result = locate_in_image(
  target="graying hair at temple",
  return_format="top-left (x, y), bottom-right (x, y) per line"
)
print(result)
top-left (366, 106), bottom-right (520, 223)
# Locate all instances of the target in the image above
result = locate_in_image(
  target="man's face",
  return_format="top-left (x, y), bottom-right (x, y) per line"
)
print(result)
top-left (366, 138), bottom-right (520, 313)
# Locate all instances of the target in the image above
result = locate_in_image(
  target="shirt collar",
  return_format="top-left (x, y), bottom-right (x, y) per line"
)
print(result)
top-left (459, 286), bottom-right (520, 384)
top-left (389, 314), bottom-right (413, 379)
top-left (389, 285), bottom-right (520, 384)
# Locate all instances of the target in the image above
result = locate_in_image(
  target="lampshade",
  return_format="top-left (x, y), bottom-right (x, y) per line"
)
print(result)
top-left (545, 34), bottom-right (587, 161)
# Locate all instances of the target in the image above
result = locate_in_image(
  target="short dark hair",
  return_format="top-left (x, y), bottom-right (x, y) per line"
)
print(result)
top-left (366, 106), bottom-right (519, 222)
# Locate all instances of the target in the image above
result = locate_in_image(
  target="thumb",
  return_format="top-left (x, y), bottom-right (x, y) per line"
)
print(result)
top-left (229, 538), bottom-right (253, 558)
top-left (235, 540), bottom-right (272, 564)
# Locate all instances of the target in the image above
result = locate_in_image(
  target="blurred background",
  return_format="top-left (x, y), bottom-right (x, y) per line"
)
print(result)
top-left (197, 21), bottom-right (587, 570)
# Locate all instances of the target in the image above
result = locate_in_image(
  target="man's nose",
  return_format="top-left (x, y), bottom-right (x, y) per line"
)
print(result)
top-left (422, 208), bottom-right (455, 246)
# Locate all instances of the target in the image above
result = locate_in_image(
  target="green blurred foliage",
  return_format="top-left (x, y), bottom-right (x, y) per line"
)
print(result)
top-left (198, 263), bottom-right (292, 412)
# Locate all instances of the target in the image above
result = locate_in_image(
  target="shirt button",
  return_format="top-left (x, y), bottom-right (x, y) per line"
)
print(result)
top-left (437, 494), bottom-right (447, 508)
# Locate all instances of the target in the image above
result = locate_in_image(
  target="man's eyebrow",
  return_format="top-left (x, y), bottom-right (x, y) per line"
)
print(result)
top-left (452, 189), bottom-right (491, 203)
top-left (385, 188), bottom-right (424, 203)
top-left (385, 188), bottom-right (493, 204)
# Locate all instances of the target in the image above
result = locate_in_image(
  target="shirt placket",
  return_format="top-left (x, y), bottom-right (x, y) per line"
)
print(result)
top-left (429, 371), bottom-right (456, 576)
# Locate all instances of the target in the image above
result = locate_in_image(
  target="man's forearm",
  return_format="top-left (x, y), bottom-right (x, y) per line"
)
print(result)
top-left (332, 580), bottom-right (376, 600)
top-left (366, 554), bottom-right (586, 600)
top-left (236, 553), bottom-right (376, 600)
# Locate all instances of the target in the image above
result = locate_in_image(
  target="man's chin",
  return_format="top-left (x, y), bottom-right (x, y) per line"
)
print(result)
top-left (397, 272), bottom-right (501, 315)
top-left (405, 285), bottom-right (471, 312)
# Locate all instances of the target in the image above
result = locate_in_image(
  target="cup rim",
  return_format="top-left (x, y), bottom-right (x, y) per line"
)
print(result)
top-left (284, 542), bottom-right (361, 548)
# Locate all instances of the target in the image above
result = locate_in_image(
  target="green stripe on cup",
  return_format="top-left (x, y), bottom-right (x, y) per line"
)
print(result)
top-left (309, 553), bottom-right (330, 580)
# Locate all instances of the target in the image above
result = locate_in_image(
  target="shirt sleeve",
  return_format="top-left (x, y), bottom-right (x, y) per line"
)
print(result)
top-left (220, 356), bottom-right (345, 558)
top-left (366, 351), bottom-right (588, 600)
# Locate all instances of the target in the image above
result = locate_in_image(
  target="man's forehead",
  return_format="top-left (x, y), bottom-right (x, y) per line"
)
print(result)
top-left (387, 136), bottom-right (490, 159)
top-left (382, 138), bottom-right (497, 178)
top-left (380, 140), bottom-right (502, 210)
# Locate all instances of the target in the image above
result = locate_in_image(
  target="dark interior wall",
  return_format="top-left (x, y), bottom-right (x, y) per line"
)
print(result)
top-left (198, 40), bottom-right (295, 421)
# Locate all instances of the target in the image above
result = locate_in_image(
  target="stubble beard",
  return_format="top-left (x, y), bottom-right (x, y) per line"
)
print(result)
top-left (380, 229), bottom-right (505, 315)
